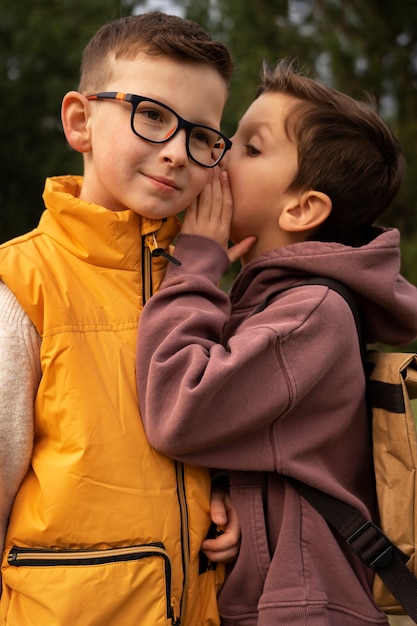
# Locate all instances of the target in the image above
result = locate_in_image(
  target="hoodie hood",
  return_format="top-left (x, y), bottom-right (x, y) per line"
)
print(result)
top-left (230, 227), bottom-right (417, 346)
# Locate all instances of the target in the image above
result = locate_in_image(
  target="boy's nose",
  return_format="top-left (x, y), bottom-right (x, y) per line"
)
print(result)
top-left (160, 129), bottom-right (188, 166)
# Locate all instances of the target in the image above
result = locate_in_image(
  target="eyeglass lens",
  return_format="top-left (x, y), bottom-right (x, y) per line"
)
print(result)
top-left (132, 100), bottom-right (226, 167)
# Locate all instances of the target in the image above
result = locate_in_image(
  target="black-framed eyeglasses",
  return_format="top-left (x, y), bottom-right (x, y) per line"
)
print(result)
top-left (86, 92), bottom-right (232, 168)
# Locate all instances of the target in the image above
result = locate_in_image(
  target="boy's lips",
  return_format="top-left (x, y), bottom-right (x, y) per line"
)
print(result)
top-left (146, 173), bottom-right (180, 191)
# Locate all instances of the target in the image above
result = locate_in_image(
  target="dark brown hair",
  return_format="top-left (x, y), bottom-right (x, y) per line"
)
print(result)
top-left (258, 60), bottom-right (405, 245)
top-left (79, 11), bottom-right (233, 94)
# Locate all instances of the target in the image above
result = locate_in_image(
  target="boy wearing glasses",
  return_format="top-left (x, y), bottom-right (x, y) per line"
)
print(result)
top-left (0, 12), bottom-right (243, 626)
top-left (137, 60), bottom-right (417, 624)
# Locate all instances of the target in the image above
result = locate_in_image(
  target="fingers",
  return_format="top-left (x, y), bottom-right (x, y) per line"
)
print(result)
top-left (227, 236), bottom-right (257, 264)
top-left (181, 169), bottom-right (214, 233)
top-left (182, 169), bottom-right (216, 232)
top-left (209, 482), bottom-right (228, 525)
top-left (181, 168), bottom-right (256, 262)
top-left (201, 532), bottom-right (239, 563)
top-left (202, 492), bottom-right (241, 563)
top-left (181, 196), bottom-right (198, 231)
top-left (180, 168), bottom-right (231, 249)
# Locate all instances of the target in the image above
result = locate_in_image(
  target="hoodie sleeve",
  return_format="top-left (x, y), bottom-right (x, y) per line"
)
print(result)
top-left (137, 234), bottom-right (364, 473)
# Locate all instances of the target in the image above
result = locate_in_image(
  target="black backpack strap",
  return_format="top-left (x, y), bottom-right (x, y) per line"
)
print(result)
top-left (289, 477), bottom-right (417, 622)
top-left (256, 276), bottom-right (417, 622)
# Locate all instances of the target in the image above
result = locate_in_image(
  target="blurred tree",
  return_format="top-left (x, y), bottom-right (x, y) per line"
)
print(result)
top-left (310, 0), bottom-right (417, 282)
top-left (184, 0), bottom-right (321, 134)
top-left (0, 0), bottom-right (136, 242)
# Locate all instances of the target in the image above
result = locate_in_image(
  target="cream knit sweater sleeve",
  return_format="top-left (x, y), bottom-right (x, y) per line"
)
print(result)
top-left (0, 281), bottom-right (41, 556)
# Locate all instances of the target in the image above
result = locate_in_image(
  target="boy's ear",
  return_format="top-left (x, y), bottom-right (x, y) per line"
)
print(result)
top-left (279, 190), bottom-right (332, 233)
top-left (61, 91), bottom-right (92, 153)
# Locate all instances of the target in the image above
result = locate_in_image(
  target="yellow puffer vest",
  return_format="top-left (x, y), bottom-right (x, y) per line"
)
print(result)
top-left (0, 176), bottom-right (222, 626)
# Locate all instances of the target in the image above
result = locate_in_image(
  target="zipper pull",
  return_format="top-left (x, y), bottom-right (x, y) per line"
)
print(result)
top-left (170, 597), bottom-right (180, 625)
top-left (152, 247), bottom-right (181, 266)
top-left (7, 547), bottom-right (18, 564)
top-left (147, 234), bottom-right (181, 266)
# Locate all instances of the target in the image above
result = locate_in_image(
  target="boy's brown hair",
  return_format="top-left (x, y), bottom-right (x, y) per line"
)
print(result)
top-left (79, 11), bottom-right (233, 95)
top-left (258, 60), bottom-right (405, 245)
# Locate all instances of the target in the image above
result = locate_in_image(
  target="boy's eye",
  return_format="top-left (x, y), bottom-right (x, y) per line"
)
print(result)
top-left (245, 144), bottom-right (260, 156)
top-left (139, 108), bottom-right (163, 122)
top-left (191, 129), bottom-right (211, 146)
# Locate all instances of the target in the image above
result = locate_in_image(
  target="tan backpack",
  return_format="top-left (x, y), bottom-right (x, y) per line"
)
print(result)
top-left (369, 351), bottom-right (417, 617)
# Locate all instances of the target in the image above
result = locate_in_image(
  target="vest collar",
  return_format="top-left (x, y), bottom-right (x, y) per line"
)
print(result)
top-left (41, 176), bottom-right (180, 270)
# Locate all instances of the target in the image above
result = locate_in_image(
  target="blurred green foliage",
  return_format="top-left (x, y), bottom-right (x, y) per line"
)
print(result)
top-left (0, 0), bottom-right (137, 239)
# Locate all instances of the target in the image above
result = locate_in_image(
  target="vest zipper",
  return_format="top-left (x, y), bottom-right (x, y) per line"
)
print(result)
top-left (176, 460), bottom-right (190, 621)
top-left (142, 232), bottom-right (181, 304)
top-left (142, 234), bottom-right (154, 305)
top-left (8, 542), bottom-right (179, 623)
top-left (141, 230), bottom-right (188, 625)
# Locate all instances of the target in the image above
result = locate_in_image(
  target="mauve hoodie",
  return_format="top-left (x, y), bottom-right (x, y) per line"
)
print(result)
top-left (137, 227), bottom-right (417, 626)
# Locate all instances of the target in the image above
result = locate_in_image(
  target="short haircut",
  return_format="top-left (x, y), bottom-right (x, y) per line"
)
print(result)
top-left (79, 11), bottom-right (233, 94)
top-left (258, 60), bottom-right (405, 245)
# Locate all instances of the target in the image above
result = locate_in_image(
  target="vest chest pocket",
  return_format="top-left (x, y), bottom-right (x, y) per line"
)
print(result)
top-left (4, 542), bottom-right (179, 625)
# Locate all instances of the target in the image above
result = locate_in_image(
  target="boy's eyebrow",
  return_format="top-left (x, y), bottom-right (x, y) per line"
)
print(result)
top-left (237, 119), bottom-right (274, 137)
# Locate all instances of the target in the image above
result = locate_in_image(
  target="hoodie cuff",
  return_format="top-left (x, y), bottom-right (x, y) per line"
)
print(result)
top-left (164, 234), bottom-right (231, 285)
